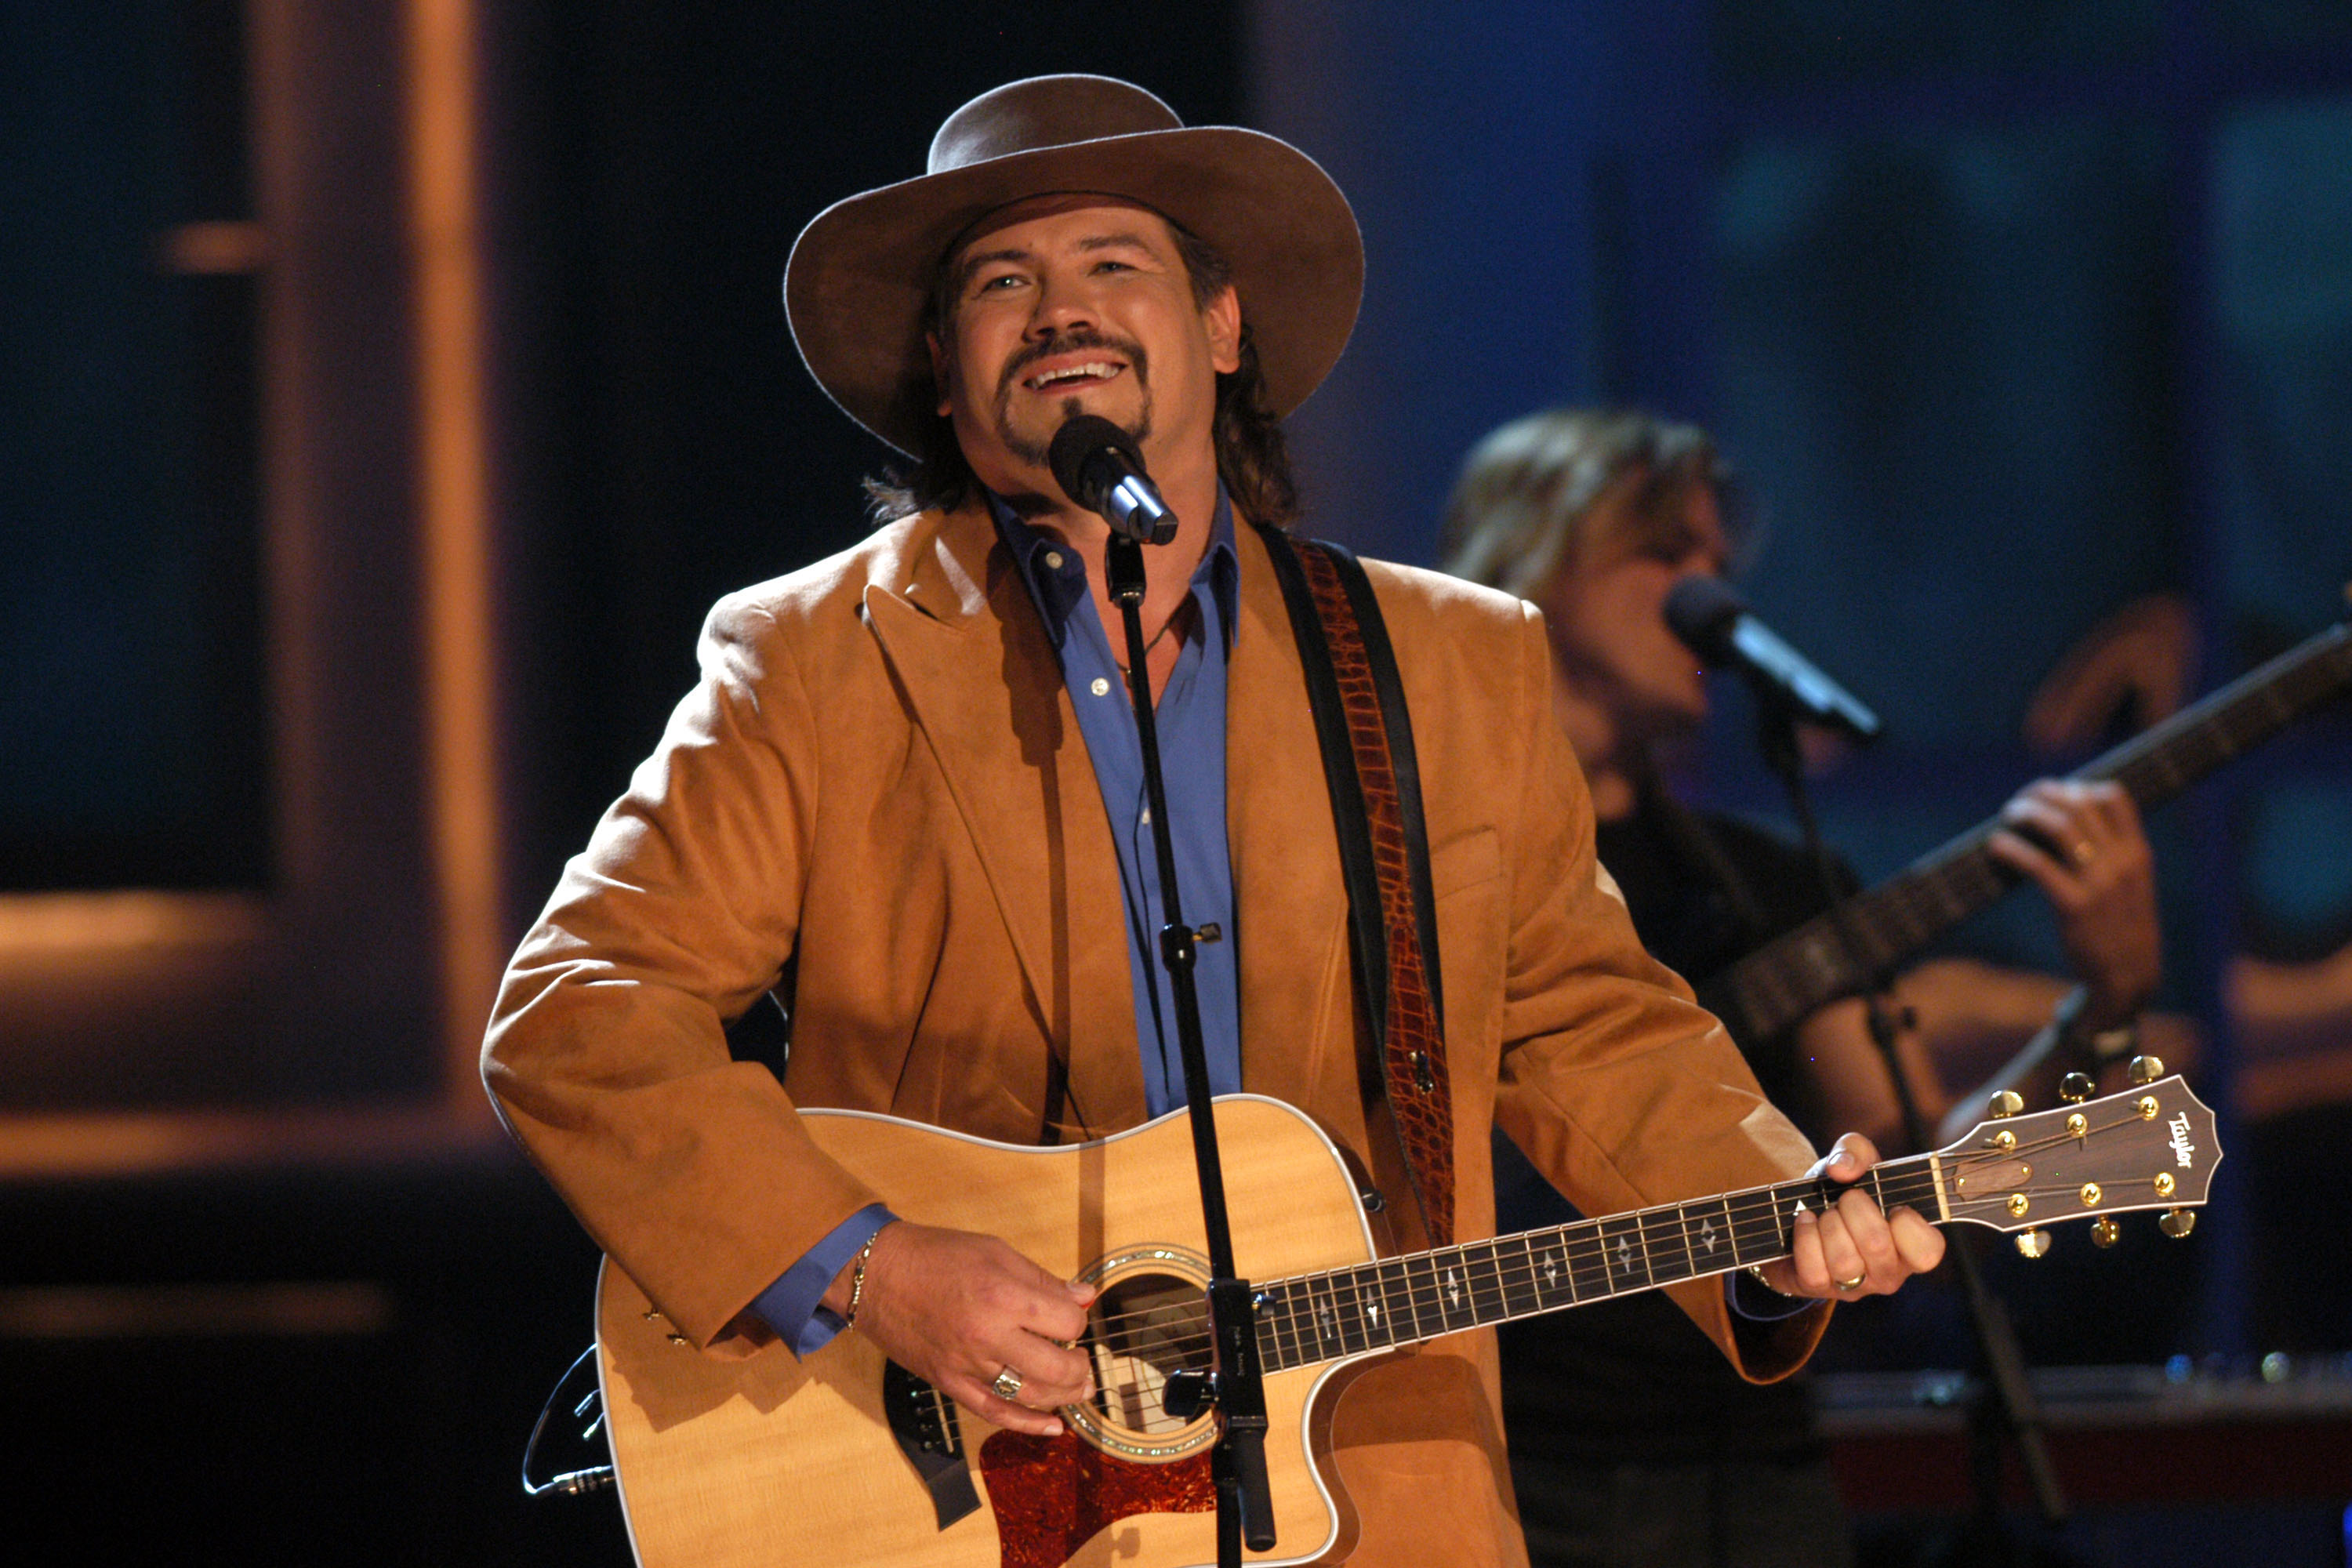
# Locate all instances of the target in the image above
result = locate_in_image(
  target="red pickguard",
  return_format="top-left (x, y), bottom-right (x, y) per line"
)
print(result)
top-left (978, 1431), bottom-right (1215, 1568)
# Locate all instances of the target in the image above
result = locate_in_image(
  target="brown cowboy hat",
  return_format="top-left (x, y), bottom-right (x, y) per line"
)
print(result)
top-left (784, 74), bottom-right (1363, 456)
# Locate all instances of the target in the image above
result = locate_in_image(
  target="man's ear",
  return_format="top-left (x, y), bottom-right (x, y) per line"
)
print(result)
top-left (1203, 284), bottom-right (1242, 376)
top-left (927, 330), bottom-right (951, 417)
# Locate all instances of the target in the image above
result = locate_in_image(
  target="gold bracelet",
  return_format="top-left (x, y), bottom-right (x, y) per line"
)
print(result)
top-left (844, 1222), bottom-right (892, 1330)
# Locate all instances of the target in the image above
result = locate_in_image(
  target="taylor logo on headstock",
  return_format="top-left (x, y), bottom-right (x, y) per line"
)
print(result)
top-left (2169, 1112), bottom-right (2197, 1168)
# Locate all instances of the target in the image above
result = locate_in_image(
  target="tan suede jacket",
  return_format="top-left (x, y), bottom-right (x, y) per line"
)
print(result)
top-left (483, 501), bottom-right (1825, 1566)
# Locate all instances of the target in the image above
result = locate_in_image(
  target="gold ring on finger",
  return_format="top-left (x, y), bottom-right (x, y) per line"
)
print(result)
top-left (1834, 1272), bottom-right (1867, 1293)
top-left (991, 1365), bottom-right (1024, 1401)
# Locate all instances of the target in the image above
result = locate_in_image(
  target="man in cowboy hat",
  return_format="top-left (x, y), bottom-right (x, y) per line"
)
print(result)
top-left (484, 76), bottom-right (1941, 1566)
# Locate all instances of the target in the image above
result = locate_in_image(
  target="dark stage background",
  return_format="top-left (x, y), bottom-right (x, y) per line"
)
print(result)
top-left (6, 2), bottom-right (2352, 1563)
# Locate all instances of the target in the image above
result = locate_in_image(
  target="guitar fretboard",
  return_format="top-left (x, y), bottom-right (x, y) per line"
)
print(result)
top-left (1709, 620), bottom-right (2352, 1043)
top-left (1248, 1158), bottom-right (1943, 1372)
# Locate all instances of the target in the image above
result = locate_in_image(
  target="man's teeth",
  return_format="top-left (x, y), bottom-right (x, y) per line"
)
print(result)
top-left (1027, 361), bottom-right (1120, 388)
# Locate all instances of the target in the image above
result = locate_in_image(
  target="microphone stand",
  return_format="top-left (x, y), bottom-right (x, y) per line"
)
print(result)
top-left (1749, 695), bottom-right (2067, 1559)
top-left (1102, 531), bottom-right (1275, 1564)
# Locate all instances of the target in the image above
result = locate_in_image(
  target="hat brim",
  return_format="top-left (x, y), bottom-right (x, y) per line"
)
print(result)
top-left (785, 125), bottom-right (1363, 456)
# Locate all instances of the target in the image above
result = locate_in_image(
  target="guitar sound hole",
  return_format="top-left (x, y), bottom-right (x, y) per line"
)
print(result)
top-left (1081, 1271), bottom-right (1211, 1436)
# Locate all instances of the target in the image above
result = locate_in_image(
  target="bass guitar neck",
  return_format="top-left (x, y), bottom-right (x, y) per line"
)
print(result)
top-left (1700, 615), bottom-right (2352, 1043)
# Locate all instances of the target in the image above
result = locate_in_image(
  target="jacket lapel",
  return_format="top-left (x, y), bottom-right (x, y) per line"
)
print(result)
top-left (861, 505), bottom-right (1147, 1133)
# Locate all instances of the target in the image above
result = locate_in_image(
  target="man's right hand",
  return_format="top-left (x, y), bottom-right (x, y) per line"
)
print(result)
top-left (831, 1221), bottom-right (1097, 1439)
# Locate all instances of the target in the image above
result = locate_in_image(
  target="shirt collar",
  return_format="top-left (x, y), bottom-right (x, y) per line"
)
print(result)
top-left (988, 485), bottom-right (1240, 652)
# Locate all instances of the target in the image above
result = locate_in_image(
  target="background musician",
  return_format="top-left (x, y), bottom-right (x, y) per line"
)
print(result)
top-left (1439, 408), bottom-right (2168, 1568)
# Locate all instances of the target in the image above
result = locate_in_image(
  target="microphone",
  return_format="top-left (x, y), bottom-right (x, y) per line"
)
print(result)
top-left (1664, 576), bottom-right (1882, 742)
top-left (1047, 415), bottom-right (1177, 546)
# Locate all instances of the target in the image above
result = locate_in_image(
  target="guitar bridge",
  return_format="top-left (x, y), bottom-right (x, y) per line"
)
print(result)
top-left (883, 1360), bottom-right (981, 1530)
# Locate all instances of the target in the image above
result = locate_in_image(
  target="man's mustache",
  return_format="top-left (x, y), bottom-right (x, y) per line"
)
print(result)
top-left (996, 330), bottom-right (1151, 401)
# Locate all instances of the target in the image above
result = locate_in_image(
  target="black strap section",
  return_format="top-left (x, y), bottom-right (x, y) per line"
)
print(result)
top-left (1257, 522), bottom-right (1456, 1249)
top-left (1257, 527), bottom-right (1392, 1058)
top-left (1324, 543), bottom-right (1447, 1035)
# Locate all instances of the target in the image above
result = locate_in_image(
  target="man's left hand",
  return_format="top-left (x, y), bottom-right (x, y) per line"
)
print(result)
top-left (1750, 1134), bottom-right (1946, 1300)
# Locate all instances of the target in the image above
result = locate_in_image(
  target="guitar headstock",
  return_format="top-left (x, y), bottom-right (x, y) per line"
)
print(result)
top-left (1932, 1075), bottom-right (2220, 1239)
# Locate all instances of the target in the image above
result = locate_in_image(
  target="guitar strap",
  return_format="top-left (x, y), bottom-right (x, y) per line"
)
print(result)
top-left (1256, 522), bottom-right (1456, 1249)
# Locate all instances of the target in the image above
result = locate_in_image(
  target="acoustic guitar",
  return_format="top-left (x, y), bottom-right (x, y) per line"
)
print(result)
top-left (595, 1079), bottom-right (2217, 1568)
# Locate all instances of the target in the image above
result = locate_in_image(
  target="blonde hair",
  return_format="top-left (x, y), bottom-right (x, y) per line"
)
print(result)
top-left (1438, 409), bottom-right (1737, 597)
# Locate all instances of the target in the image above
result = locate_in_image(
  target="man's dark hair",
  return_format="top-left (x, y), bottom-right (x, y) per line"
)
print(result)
top-left (863, 218), bottom-right (1300, 528)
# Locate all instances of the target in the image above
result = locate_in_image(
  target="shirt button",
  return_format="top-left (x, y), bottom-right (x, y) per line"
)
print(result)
top-left (1139, 807), bottom-right (1152, 826)
top-left (1044, 550), bottom-right (1065, 570)
top-left (1090, 677), bottom-right (1111, 697)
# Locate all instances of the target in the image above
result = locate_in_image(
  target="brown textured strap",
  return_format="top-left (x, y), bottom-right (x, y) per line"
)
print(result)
top-left (1258, 524), bottom-right (1456, 1247)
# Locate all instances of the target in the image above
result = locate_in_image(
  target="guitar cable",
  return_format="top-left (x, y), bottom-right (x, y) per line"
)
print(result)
top-left (521, 1344), bottom-right (617, 1497)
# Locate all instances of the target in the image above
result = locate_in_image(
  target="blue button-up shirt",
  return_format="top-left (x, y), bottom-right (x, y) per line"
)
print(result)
top-left (990, 492), bottom-right (1244, 1117)
top-left (756, 492), bottom-right (1246, 1355)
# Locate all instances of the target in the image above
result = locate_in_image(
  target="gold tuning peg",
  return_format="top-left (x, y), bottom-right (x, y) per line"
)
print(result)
top-left (2015, 1229), bottom-right (2053, 1258)
top-left (2160, 1208), bottom-right (2197, 1240)
top-left (1989, 1090), bottom-right (2024, 1120)
top-left (2089, 1216), bottom-right (2120, 1248)
top-left (2059, 1072), bottom-right (2095, 1105)
top-left (2129, 1054), bottom-right (2165, 1085)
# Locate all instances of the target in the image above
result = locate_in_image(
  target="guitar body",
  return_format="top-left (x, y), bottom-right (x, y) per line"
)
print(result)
top-left (596, 1097), bottom-right (1385, 1568)
top-left (593, 1076), bottom-right (2222, 1568)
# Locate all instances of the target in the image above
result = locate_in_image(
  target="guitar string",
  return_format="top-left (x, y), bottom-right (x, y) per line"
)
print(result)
top-left (924, 1107), bottom-right (2186, 1423)
top-left (1254, 1127), bottom-right (2150, 1366)
top-left (1790, 636), bottom-right (2352, 982)
top-left (1067, 1157), bottom-right (1975, 1349)
top-left (931, 1108), bottom-right (2197, 1427)
top-left (1068, 1178), bottom-right (1824, 1338)
top-left (1740, 633), bottom-right (2352, 1031)
top-left (1250, 1170), bottom-right (1936, 1352)
top-left (1068, 1171), bottom-right (1910, 1351)
top-left (1069, 1192), bottom-right (2124, 1401)
top-left (1062, 1112), bottom-right (2158, 1367)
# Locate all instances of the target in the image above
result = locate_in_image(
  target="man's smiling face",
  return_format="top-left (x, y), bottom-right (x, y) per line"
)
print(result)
top-left (931, 194), bottom-right (1240, 505)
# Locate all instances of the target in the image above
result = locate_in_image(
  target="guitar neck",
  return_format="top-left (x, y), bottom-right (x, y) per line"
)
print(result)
top-left (1710, 619), bottom-right (2352, 1042)
top-left (1250, 1158), bottom-right (1942, 1372)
